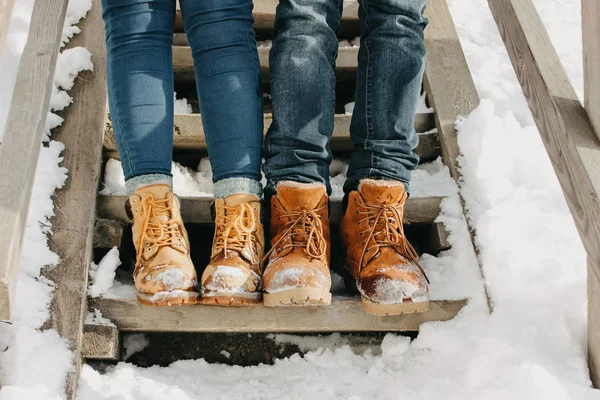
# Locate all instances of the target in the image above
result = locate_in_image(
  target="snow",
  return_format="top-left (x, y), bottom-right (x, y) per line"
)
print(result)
top-left (2, 0), bottom-right (598, 398)
top-left (122, 334), bottom-right (150, 361)
top-left (85, 309), bottom-right (115, 327)
top-left (88, 247), bottom-right (122, 298)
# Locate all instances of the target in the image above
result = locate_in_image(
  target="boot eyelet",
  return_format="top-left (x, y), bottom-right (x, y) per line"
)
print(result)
top-left (356, 211), bottom-right (359, 215)
top-left (145, 243), bottom-right (150, 247)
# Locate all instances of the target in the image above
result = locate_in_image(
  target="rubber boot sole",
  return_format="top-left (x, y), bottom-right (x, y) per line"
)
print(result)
top-left (137, 290), bottom-right (200, 306)
top-left (263, 288), bottom-right (332, 306)
top-left (361, 296), bottom-right (429, 316)
top-left (199, 292), bottom-right (262, 306)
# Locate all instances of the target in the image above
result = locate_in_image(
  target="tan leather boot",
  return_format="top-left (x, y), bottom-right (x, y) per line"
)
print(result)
top-left (340, 179), bottom-right (429, 315)
top-left (262, 182), bottom-right (332, 306)
top-left (128, 184), bottom-right (199, 306)
top-left (200, 194), bottom-right (265, 305)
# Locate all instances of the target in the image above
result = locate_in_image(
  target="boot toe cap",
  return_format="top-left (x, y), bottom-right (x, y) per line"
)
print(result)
top-left (136, 265), bottom-right (197, 294)
top-left (264, 265), bottom-right (331, 294)
top-left (359, 263), bottom-right (429, 304)
top-left (201, 265), bottom-right (261, 294)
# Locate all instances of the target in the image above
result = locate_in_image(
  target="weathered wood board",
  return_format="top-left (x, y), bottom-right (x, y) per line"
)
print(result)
top-left (41, 1), bottom-right (107, 398)
top-left (90, 297), bottom-right (467, 333)
top-left (0, 0), bottom-right (69, 321)
top-left (97, 195), bottom-right (443, 225)
top-left (103, 113), bottom-right (439, 160)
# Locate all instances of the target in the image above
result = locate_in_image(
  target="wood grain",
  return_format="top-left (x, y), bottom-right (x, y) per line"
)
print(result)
top-left (104, 113), bottom-right (438, 160)
top-left (422, 0), bottom-right (490, 311)
top-left (90, 296), bottom-right (467, 333)
top-left (0, 0), bottom-right (68, 320)
top-left (40, 1), bottom-right (107, 397)
top-left (98, 195), bottom-right (443, 225)
top-left (583, 0), bottom-right (600, 142)
top-left (175, 0), bottom-right (359, 33)
top-left (82, 323), bottom-right (120, 360)
top-left (173, 46), bottom-right (358, 79)
top-left (0, 0), bottom-right (15, 57)
top-left (423, 0), bottom-right (480, 180)
top-left (488, 0), bottom-right (600, 387)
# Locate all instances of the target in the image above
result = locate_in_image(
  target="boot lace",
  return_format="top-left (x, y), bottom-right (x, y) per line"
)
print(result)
top-left (355, 196), bottom-right (429, 282)
top-left (261, 204), bottom-right (327, 270)
top-left (212, 203), bottom-right (257, 259)
top-left (135, 195), bottom-right (182, 268)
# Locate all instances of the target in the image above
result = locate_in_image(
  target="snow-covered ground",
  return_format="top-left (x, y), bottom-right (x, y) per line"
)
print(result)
top-left (0, 0), bottom-right (597, 398)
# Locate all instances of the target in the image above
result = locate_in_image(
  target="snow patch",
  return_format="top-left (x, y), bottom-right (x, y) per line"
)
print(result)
top-left (88, 247), bottom-right (122, 298)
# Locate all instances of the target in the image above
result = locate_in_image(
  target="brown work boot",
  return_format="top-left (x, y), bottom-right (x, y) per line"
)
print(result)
top-left (262, 182), bottom-right (332, 306)
top-left (127, 184), bottom-right (199, 306)
top-left (340, 179), bottom-right (429, 315)
top-left (200, 194), bottom-right (265, 305)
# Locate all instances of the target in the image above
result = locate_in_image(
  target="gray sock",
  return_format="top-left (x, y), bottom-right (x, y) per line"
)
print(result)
top-left (125, 174), bottom-right (173, 196)
top-left (213, 177), bottom-right (263, 199)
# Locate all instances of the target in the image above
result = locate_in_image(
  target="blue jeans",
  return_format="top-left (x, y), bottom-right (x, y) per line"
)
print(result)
top-left (263, 0), bottom-right (427, 196)
top-left (102, 0), bottom-right (263, 196)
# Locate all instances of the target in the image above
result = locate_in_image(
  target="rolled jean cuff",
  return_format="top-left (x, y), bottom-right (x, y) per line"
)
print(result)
top-left (213, 177), bottom-right (263, 199)
top-left (125, 174), bottom-right (173, 195)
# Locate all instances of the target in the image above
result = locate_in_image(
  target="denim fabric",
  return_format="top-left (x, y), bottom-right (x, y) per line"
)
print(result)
top-left (101, 0), bottom-right (263, 193)
top-left (263, 0), bottom-right (427, 197)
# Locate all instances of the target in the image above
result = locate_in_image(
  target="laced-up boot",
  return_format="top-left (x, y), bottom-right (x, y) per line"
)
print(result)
top-left (127, 184), bottom-right (199, 306)
top-left (200, 194), bottom-right (265, 305)
top-left (262, 182), bottom-right (332, 306)
top-left (340, 179), bottom-right (429, 315)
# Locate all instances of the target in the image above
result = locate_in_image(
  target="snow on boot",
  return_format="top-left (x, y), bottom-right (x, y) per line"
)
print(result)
top-left (200, 194), bottom-right (265, 305)
top-left (262, 182), bottom-right (332, 306)
top-left (340, 179), bottom-right (429, 315)
top-left (127, 184), bottom-right (199, 306)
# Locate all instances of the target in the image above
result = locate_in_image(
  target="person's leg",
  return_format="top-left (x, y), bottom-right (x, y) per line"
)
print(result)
top-left (179, 0), bottom-right (264, 304)
top-left (261, 0), bottom-right (342, 306)
top-left (341, 0), bottom-right (429, 315)
top-left (102, 0), bottom-right (199, 306)
top-left (344, 0), bottom-right (427, 194)
top-left (262, 0), bottom-right (343, 198)
top-left (102, 0), bottom-right (176, 194)
top-left (180, 0), bottom-right (263, 200)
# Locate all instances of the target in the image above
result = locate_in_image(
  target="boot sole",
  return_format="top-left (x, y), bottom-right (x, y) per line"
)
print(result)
top-left (200, 292), bottom-right (262, 306)
top-left (361, 296), bottom-right (429, 316)
top-left (137, 290), bottom-right (200, 307)
top-left (263, 288), bottom-right (332, 306)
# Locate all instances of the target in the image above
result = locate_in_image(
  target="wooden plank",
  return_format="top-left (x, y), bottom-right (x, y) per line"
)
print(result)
top-left (423, 0), bottom-right (480, 180)
top-left (94, 218), bottom-right (124, 249)
top-left (173, 46), bottom-right (358, 77)
top-left (104, 113), bottom-right (438, 159)
top-left (421, 0), bottom-right (491, 311)
top-left (40, 1), bottom-right (107, 398)
top-left (0, 0), bottom-right (69, 320)
top-left (584, 1), bottom-right (600, 387)
top-left (583, 0), bottom-right (600, 142)
top-left (488, 0), bottom-right (600, 386)
top-left (90, 296), bottom-right (467, 333)
top-left (0, 0), bottom-right (15, 57)
top-left (174, 0), bottom-right (359, 33)
top-left (82, 323), bottom-right (120, 360)
top-left (98, 195), bottom-right (442, 225)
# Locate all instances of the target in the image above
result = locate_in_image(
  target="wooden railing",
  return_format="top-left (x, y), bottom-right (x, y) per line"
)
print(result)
top-left (0, 0), bottom-right (69, 320)
top-left (487, 0), bottom-right (600, 388)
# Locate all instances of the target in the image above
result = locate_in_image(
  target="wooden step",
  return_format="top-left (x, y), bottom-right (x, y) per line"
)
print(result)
top-left (173, 46), bottom-right (358, 80)
top-left (97, 195), bottom-right (443, 225)
top-left (104, 113), bottom-right (439, 160)
top-left (89, 296), bottom-right (467, 333)
top-left (174, 0), bottom-right (360, 34)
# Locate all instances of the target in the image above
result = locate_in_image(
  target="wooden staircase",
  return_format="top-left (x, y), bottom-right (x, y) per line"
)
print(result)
top-left (81, 0), bottom-right (480, 365)
top-left (0, 0), bottom-right (479, 396)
